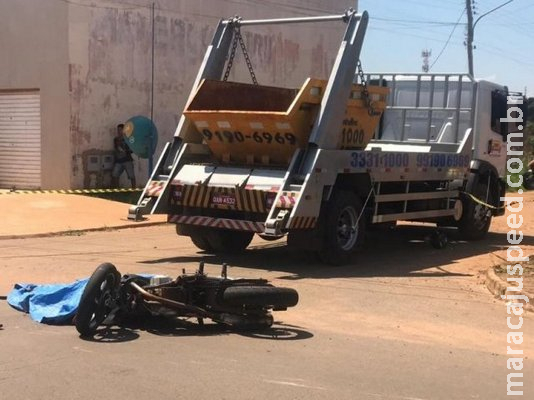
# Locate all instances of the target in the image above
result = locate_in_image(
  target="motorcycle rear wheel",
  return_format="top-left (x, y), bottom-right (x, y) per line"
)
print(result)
top-left (222, 286), bottom-right (298, 308)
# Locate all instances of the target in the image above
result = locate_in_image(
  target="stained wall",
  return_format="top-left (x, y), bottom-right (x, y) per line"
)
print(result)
top-left (1, 0), bottom-right (357, 189)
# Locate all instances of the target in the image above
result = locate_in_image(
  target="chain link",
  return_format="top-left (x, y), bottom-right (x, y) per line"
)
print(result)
top-left (223, 22), bottom-right (258, 85)
top-left (223, 22), bottom-right (239, 82)
top-left (236, 27), bottom-right (258, 85)
top-left (356, 60), bottom-right (378, 116)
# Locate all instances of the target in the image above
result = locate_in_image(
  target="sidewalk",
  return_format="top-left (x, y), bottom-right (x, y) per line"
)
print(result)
top-left (0, 191), bottom-right (167, 239)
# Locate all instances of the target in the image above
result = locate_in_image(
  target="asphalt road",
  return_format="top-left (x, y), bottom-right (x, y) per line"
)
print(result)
top-left (1, 223), bottom-right (532, 399)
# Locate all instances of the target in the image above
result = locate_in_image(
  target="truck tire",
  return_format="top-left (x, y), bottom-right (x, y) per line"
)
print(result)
top-left (176, 225), bottom-right (214, 252)
top-left (458, 182), bottom-right (492, 240)
top-left (207, 230), bottom-right (254, 253)
top-left (317, 191), bottom-right (365, 265)
top-left (75, 263), bottom-right (121, 337)
top-left (189, 232), bottom-right (213, 252)
top-left (222, 286), bottom-right (298, 308)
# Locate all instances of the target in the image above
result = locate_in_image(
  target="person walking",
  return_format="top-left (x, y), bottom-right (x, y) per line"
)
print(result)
top-left (111, 123), bottom-right (136, 188)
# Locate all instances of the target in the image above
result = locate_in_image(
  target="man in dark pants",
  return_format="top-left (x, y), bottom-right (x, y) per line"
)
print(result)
top-left (111, 124), bottom-right (136, 188)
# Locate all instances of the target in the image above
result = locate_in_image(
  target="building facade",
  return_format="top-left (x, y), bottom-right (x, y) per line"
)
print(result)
top-left (0, 0), bottom-right (355, 189)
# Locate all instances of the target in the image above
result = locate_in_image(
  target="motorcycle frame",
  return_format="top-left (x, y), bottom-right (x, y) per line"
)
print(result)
top-left (121, 263), bottom-right (272, 321)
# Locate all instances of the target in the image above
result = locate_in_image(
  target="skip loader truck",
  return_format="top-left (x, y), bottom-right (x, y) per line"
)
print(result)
top-left (129, 6), bottom-right (522, 265)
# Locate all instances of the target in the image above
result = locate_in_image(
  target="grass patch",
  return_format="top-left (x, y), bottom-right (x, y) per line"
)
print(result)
top-left (61, 230), bottom-right (86, 237)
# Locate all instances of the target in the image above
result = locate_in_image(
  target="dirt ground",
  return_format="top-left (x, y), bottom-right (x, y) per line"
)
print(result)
top-left (487, 191), bottom-right (534, 296)
top-left (495, 262), bottom-right (534, 294)
top-left (1, 192), bottom-right (533, 400)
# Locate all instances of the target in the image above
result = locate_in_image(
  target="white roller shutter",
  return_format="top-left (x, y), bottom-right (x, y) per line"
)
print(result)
top-left (0, 91), bottom-right (42, 189)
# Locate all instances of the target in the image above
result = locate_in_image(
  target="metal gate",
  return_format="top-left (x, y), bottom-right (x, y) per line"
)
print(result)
top-left (0, 91), bottom-right (42, 189)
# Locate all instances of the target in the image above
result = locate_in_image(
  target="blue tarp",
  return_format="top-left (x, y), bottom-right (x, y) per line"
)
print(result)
top-left (7, 279), bottom-right (89, 324)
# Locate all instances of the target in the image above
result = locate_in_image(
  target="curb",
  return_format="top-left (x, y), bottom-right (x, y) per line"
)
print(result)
top-left (485, 267), bottom-right (533, 312)
top-left (0, 221), bottom-right (168, 240)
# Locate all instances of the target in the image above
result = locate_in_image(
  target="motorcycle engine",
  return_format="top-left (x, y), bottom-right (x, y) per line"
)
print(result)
top-left (149, 275), bottom-right (172, 286)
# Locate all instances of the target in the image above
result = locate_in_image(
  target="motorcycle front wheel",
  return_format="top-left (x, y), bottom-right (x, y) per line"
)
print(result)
top-left (75, 263), bottom-right (121, 337)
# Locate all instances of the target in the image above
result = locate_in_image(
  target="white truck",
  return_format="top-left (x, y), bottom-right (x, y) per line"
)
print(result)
top-left (129, 8), bottom-right (520, 265)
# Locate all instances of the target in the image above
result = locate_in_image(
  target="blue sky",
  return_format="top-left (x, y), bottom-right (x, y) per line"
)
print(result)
top-left (358, 0), bottom-right (534, 95)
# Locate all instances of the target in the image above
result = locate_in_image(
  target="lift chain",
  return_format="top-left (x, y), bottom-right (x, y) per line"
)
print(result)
top-left (223, 20), bottom-right (258, 85)
top-left (222, 22), bottom-right (239, 82)
top-left (237, 26), bottom-right (258, 85)
top-left (356, 60), bottom-right (378, 116)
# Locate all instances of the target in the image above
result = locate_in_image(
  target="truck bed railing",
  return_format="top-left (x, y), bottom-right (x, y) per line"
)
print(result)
top-left (360, 73), bottom-right (476, 146)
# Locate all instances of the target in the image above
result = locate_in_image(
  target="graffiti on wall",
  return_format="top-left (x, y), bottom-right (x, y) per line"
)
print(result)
top-left (69, 6), bottom-right (338, 187)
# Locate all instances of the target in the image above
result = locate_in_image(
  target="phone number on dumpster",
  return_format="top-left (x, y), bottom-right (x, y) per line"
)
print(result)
top-left (201, 129), bottom-right (297, 146)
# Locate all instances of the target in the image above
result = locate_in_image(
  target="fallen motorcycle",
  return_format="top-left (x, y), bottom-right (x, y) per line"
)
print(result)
top-left (75, 262), bottom-right (298, 337)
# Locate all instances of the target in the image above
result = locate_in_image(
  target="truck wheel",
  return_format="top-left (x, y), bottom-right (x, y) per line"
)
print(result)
top-left (189, 230), bottom-right (214, 252)
top-left (207, 230), bottom-right (254, 253)
top-left (317, 191), bottom-right (365, 265)
top-left (222, 286), bottom-right (298, 308)
top-left (75, 263), bottom-right (121, 337)
top-left (176, 225), bottom-right (214, 252)
top-left (458, 183), bottom-right (492, 240)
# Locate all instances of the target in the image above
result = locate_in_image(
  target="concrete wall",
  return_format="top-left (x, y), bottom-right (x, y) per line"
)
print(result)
top-left (0, 0), bottom-right (70, 189)
top-left (1, 0), bottom-right (357, 189)
top-left (69, 0), bottom-right (356, 188)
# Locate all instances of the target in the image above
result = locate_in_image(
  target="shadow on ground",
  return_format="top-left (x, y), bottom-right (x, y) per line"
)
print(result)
top-left (138, 224), bottom-right (534, 280)
top-left (80, 316), bottom-right (312, 343)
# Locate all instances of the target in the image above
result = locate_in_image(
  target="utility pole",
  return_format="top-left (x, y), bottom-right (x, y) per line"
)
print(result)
top-left (466, 0), bottom-right (474, 76)
top-left (466, 0), bottom-right (513, 77)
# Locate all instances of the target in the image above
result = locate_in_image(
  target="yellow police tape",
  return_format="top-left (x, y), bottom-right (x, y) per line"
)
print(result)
top-left (462, 192), bottom-right (500, 210)
top-left (1, 188), bottom-right (142, 195)
top-left (462, 192), bottom-right (522, 210)
top-left (2, 188), bottom-right (517, 212)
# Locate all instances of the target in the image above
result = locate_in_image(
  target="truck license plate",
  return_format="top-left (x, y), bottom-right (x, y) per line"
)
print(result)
top-left (211, 193), bottom-right (236, 206)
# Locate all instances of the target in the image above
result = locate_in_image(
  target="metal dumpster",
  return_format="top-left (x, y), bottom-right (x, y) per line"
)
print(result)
top-left (184, 78), bottom-right (388, 165)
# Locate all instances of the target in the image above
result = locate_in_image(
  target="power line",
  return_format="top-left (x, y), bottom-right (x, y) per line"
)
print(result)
top-left (476, 42), bottom-right (534, 67)
top-left (369, 26), bottom-right (465, 46)
top-left (429, 8), bottom-right (466, 70)
top-left (372, 0), bottom-right (462, 11)
top-left (370, 21), bottom-right (465, 33)
top-left (371, 16), bottom-right (465, 25)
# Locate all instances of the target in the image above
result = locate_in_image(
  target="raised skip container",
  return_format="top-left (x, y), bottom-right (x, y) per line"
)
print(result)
top-left (184, 78), bottom-right (388, 166)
